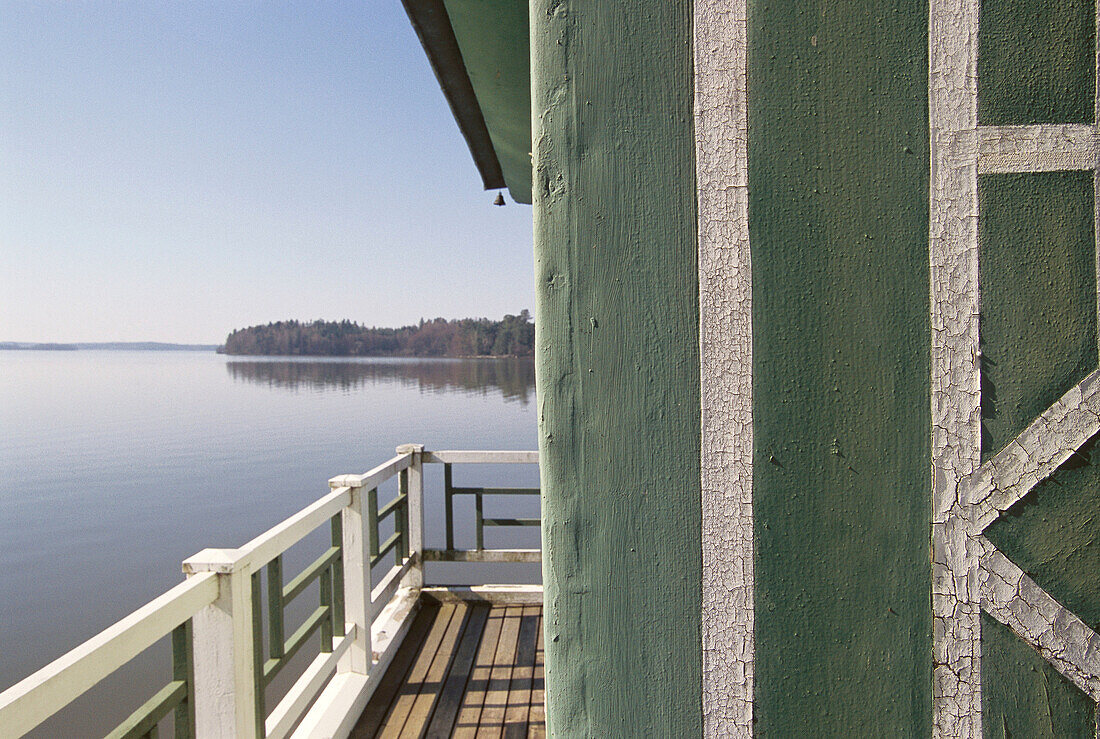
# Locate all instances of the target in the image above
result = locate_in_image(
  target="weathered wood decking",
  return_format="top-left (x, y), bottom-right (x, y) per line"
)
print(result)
top-left (350, 602), bottom-right (545, 738)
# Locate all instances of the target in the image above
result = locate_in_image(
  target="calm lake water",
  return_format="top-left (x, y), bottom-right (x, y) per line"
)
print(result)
top-left (0, 351), bottom-right (539, 736)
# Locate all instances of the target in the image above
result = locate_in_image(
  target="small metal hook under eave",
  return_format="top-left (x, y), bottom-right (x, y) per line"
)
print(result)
top-left (493, 192), bottom-right (506, 206)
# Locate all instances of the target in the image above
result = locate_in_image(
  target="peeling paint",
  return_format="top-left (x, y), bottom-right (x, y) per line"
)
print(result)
top-left (932, 0), bottom-right (1100, 732)
top-left (694, 0), bottom-right (752, 735)
top-left (980, 542), bottom-right (1100, 701)
top-left (930, 0), bottom-right (983, 731)
top-left (963, 369), bottom-right (1100, 533)
top-left (977, 125), bottom-right (1100, 174)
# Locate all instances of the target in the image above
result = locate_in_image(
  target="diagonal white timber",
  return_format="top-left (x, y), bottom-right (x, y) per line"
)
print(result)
top-left (961, 368), bottom-right (1100, 533)
top-left (979, 540), bottom-right (1100, 701)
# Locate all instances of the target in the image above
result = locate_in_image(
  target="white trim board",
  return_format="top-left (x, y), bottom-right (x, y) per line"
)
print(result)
top-left (695, 0), bottom-right (754, 735)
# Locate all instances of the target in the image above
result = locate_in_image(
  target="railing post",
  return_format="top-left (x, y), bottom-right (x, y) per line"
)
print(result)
top-left (444, 462), bottom-right (455, 552)
top-left (183, 548), bottom-right (262, 738)
top-left (330, 479), bottom-right (371, 676)
top-left (397, 444), bottom-right (425, 590)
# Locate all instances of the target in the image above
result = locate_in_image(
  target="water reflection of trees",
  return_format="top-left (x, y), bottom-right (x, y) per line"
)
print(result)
top-left (226, 358), bottom-right (535, 404)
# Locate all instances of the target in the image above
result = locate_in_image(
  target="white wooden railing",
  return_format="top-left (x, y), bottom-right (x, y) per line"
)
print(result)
top-left (0, 447), bottom-right (540, 739)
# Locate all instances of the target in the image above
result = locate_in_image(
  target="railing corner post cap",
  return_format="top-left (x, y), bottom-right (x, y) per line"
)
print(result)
top-left (396, 443), bottom-right (425, 454)
top-left (182, 547), bottom-right (244, 574)
top-left (329, 474), bottom-right (362, 489)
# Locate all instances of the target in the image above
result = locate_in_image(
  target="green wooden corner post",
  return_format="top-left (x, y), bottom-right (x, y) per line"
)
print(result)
top-left (532, 1), bottom-right (702, 734)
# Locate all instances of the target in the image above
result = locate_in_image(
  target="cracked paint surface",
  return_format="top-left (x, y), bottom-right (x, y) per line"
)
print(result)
top-left (694, 0), bottom-right (752, 735)
top-left (980, 543), bottom-right (1100, 701)
top-left (930, 0), bottom-right (982, 732)
top-left (962, 369), bottom-right (1100, 532)
top-left (977, 124), bottom-right (1099, 174)
top-left (933, 0), bottom-right (1100, 732)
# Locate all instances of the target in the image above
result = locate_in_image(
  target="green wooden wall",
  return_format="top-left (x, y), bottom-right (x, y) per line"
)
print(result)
top-left (977, 2), bottom-right (1099, 733)
top-left (525, 0), bottom-right (1099, 734)
top-left (530, 0), bottom-right (703, 735)
top-left (748, 0), bottom-right (932, 734)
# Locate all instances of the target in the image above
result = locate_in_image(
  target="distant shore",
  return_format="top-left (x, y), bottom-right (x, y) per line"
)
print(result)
top-left (221, 314), bottom-right (534, 359)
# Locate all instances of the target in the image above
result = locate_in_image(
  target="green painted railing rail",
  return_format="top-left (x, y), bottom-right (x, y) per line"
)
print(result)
top-left (105, 621), bottom-right (195, 739)
top-left (445, 473), bottom-right (542, 551)
top-left (0, 447), bottom-right (539, 738)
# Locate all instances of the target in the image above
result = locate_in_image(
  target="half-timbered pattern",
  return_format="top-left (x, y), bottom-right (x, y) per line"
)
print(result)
top-left (931, 0), bottom-right (1100, 734)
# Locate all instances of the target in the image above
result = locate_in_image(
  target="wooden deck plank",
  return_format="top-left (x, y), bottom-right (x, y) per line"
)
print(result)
top-left (398, 602), bottom-right (471, 738)
top-left (502, 606), bottom-right (540, 738)
top-left (351, 603), bottom-right (440, 738)
top-left (349, 603), bottom-right (543, 739)
top-left (527, 614), bottom-right (545, 739)
top-left (378, 603), bottom-right (459, 738)
top-left (423, 605), bottom-right (491, 739)
top-left (475, 606), bottom-right (522, 738)
top-left (452, 608), bottom-right (506, 738)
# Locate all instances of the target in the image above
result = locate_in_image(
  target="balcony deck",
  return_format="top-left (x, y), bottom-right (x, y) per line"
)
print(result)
top-left (0, 448), bottom-right (544, 739)
top-left (350, 599), bottom-right (544, 738)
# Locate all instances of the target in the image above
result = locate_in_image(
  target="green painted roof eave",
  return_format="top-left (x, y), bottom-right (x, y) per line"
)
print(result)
top-left (403, 0), bottom-right (532, 205)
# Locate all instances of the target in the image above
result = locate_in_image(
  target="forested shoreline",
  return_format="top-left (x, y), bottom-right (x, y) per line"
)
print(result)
top-left (219, 311), bottom-right (534, 357)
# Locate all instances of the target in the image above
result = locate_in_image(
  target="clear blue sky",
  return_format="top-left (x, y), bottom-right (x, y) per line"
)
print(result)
top-left (0, 2), bottom-right (534, 344)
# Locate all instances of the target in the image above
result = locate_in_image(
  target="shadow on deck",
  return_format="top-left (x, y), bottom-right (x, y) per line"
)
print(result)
top-left (351, 598), bottom-right (545, 738)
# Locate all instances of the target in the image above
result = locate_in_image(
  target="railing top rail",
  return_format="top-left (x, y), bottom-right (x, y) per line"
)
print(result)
top-left (185, 486), bottom-right (355, 575)
top-left (184, 454), bottom-right (415, 578)
top-left (328, 452), bottom-right (412, 490)
top-left (424, 450), bottom-right (538, 464)
top-left (0, 572), bottom-right (218, 738)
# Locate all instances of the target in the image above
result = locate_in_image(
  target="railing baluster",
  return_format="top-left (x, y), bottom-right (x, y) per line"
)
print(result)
top-left (267, 557), bottom-right (284, 661)
top-left (319, 566), bottom-right (333, 653)
top-left (397, 469), bottom-right (409, 563)
top-left (367, 487), bottom-right (379, 561)
top-left (330, 515), bottom-right (345, 637)
top-left (475, 492), bottom-right (484, 551)
top-left (444, 463), bottom-right (454, 551)
top-left (172, 620), bottom-right (195, 739)
top-left (251, 572), bottom-right (266, 737)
